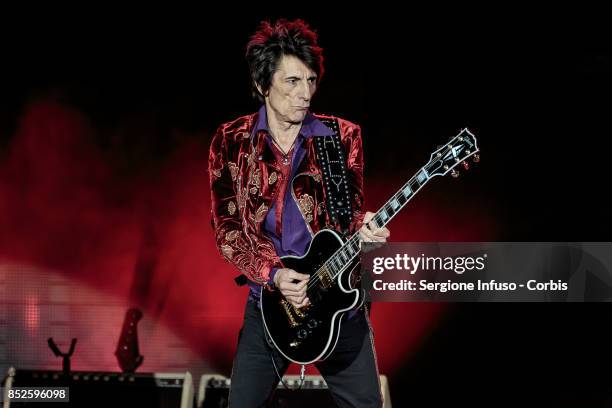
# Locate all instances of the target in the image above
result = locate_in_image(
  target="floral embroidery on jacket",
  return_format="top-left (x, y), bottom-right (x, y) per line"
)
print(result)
top-left (228, 162), bottom-right (238, 181)
top-left (225, 230), bottom-right (240, 242)
top-left (237, 183), bottom-right (247, 210)
top-left (255, 203), bottom-right (268, 223)
top-left (297, 194), bottom-right (314, 218)
top-left (210, 153), bottom-right (223, 178)
top-left (220, 244), bottom-right (234, 260)
top-left (269, 172), bottom-right (278, 185)
top-left (251, 168), bottom-right (261, 189)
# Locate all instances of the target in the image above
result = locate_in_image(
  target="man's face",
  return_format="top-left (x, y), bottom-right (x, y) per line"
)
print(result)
top-left (262, 54), bottom-right (317, 124)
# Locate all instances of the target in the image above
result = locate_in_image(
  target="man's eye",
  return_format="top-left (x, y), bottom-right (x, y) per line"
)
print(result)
top-left (287, 79), bottom-right (297, 84)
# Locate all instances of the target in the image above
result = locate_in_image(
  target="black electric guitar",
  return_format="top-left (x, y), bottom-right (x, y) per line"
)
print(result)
top-left (261, 128), bottom-right (479, 364)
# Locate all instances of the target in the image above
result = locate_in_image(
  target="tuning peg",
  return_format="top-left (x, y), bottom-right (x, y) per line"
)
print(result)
top-left (451, 169), bottom-right (460, 178)
top-left (472, 154), bottom-right (480, 163)
top-left (462, 161), bottom-right (470, 170)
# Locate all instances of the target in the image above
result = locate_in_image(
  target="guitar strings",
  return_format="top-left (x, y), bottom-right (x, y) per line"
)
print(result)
top-left (302, 144), bottom-right (478, 294)
top-left (302, 172), bottom-right (423, 293)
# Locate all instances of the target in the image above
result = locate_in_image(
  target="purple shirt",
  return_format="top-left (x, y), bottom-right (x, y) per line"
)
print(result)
top-left (247, 105), bottom-right (333, 296)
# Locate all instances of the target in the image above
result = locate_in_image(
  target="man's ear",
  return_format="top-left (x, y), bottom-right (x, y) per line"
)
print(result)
top-left (255, 83), bottom-right (267, 98)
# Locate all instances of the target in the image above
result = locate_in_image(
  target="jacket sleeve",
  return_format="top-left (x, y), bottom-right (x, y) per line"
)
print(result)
top-left (208, 126), bottom-right (281, 285)
top-left (339, 120), bottom-right (366, 233)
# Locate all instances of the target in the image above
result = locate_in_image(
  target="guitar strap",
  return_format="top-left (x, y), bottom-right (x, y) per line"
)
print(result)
top-left (314, 117), bottom-right (353, 237)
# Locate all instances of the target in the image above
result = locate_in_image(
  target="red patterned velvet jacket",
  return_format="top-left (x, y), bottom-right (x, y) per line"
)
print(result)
top-left (208, 111), bottom-right (365, 286)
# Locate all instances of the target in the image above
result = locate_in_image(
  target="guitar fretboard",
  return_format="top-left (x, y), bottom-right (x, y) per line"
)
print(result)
top-left (314, 128), bottom-right (478, 282)
top-left (322, 167), bottom-right (431, 280)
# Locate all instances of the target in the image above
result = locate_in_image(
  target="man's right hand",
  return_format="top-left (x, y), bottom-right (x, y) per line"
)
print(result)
top-left (273, 268), bottom-right (310, 309)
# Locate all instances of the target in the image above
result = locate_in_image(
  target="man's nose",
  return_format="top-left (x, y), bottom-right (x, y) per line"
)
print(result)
top-left (298, 81), bottom-right (312, 101)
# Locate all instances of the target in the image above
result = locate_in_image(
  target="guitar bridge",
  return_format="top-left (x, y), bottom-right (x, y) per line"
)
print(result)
top-left (293, 306), bottom-right (305, 319)
top-left (280, 299), bottom-right (299, 327)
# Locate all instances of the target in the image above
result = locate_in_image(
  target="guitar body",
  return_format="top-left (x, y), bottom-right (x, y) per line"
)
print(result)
top-left (260, 128), bottom-right (479, 365)
top-left (260, 229), bottom-right (364, 364)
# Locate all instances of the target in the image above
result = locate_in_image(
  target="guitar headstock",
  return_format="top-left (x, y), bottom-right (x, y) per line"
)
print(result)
top-left (425, 128), bottom-right (479, 178)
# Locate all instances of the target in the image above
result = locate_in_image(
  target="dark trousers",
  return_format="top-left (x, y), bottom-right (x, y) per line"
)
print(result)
top-left (228, 297), bottom-right (383, 407)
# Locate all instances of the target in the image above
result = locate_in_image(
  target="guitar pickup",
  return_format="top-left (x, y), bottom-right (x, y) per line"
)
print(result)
top-left (320, 266), bottom-right (333, 288)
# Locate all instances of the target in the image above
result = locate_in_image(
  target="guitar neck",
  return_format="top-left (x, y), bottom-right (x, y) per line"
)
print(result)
top-left (369, 166), bottom-right (431, 230)
top-left (327, 166), bottom-right (433, 278)
top-left (322, 127), bottom-right (479, 280)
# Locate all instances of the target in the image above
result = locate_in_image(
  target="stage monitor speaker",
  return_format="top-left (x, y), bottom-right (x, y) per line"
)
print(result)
top-left (197, 374), bottom-right (392, 407)
top-left (2, 367), bottom-right (194, 408)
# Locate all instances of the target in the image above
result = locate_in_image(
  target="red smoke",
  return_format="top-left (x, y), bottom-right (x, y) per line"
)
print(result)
top-left (0, 99), bottom-right (497, 376)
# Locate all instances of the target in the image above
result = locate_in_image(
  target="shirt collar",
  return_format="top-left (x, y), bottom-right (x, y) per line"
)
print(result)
top-left (253, 104), bottom-right (335, 139)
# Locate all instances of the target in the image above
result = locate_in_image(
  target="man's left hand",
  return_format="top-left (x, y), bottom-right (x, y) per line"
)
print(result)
top-left (358, 211), bottom-right (390, 243)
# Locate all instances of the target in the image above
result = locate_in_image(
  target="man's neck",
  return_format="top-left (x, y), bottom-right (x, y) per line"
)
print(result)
top-left (265, 104), bottom-right (302, 147)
